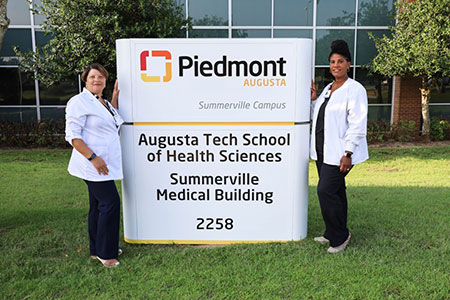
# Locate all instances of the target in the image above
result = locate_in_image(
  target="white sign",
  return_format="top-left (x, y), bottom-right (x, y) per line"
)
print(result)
top-left (117, 39), bottom-right (312, 244)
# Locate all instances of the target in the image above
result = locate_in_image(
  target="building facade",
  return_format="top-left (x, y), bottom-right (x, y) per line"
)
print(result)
top-left (0, 0), bottom-right (448, 123)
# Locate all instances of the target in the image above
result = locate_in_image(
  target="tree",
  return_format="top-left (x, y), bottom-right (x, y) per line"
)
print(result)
top-left (369, 0), bottom-right (450, 138)
top-left (15, 0), bottom-right (190, 86)
top-left (0, 0), bottom-right (9, 51)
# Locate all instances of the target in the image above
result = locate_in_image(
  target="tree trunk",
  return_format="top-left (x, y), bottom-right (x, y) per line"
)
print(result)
top-left (0, 0), bottom-right (9, 51)
top-left (419, 77), bottom-right (431, 140)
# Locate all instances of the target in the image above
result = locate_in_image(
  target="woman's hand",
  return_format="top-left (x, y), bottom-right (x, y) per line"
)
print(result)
top-left (111, 80), bottom-right (119, 109)
top-left (311, 80), bottom-right (318, 101)
top-left (339, 155), bottom-right (352, 173)
top-left (91, 156), bottom-right (109, 175)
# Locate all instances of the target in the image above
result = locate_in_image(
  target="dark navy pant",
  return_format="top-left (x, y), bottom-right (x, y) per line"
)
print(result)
top-left (84, 180), bottom-right (120, 259)
top-left (315, 160), bottom-right (351, 247)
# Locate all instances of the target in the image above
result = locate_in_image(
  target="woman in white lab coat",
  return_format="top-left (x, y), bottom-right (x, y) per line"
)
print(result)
top-left (65, 63), bottom-right (124, 267)
top-left (310, 40), bottom-right (369, 253)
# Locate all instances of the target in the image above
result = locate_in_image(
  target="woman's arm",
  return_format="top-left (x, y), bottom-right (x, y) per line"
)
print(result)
top-left (111, 80), bottom-right (119, 109)
top-left (72, 139), bottom-right (109, 175)
top-left (339, 84), bottom-right (368, 172)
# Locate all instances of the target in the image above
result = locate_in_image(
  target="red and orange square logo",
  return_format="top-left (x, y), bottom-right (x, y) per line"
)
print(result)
top-left (140, 50), bottom-right (172, 82)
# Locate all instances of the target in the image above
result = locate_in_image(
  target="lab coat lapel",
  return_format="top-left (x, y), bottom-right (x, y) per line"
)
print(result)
top-left (82, 88), bottom-right (115, 122)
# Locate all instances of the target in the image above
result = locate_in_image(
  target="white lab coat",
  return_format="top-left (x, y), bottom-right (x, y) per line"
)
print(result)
top-left (310, 78), bottom-right (369, 166)
top-left (65, 88), bottom-right (124, 181)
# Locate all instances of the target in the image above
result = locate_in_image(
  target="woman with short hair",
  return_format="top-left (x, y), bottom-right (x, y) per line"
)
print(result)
top-left (65, 63), bottom-right (124, 266)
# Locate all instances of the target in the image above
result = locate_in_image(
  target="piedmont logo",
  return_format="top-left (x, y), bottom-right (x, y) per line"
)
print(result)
top-left (140, 51), bottom-right (287, 87)
top-left (140, 50), bottom-right (172, 82)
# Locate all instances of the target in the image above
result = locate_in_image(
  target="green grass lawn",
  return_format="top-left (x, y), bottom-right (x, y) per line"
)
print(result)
top-left (0, 146), bottom-right (449, 299)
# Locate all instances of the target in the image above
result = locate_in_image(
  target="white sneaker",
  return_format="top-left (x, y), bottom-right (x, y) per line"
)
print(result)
top-left (314, 236), bottom-right (330, 245)
top-left (327, 233), bottom-right (351, 254)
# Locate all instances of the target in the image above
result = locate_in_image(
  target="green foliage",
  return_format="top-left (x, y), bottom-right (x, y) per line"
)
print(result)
top-left (0, 120), bottom-right (69, 148)
top-left (367, 120), bottom-right (391, 144)
top-left (430, 118), bottom-right (450, 141)
top-left (369, 0), bottom-right (450, 81)
top-left (367, 120), bottom-right (418, 144)
top-left (390, 120), bottom-right (418, 142)
top-left (14, 0), bottom-right (191, 86)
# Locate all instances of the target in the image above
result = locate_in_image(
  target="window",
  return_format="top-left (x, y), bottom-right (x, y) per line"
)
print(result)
top-left (40, 107), bottom-right (66, 120)
top-left (189, 29), bottom-right (228, 38)
top-left (39, 77), bottom-right (79, 105)
top-left (0, 68), bottom-right (36, 105)
top-left (274, 0), bottom-right (313, 26)
top-left (316, 0), bottom-right (356, 26)
top-left (7, 0), bottom-right (31, 25)
top-left (355, 69), bottom-right (392, 104)
top-left (0, 108), bottom-right (37, 122)
top-left (273, 30), bottom-right (312, 39)
top-left (232, 30), bottom-right (271, 38)
top-left (358, 0), bottom-right (395, 26)
top-left (190, 0), bottom-right (228, 26)
top-left (0, 29), bottom-right (33, 65)
top-left (232, 0), bottom-right (271, 26)
top-left (315, 30), bottom-right (355, 65)
top-left (356, 30), bottom-right (390, 65)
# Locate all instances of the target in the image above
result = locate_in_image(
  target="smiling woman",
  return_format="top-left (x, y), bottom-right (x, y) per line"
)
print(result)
top-left (310, 40), bottom-right (369, 254)
top-left (65, 63), bottom-right (124, 268)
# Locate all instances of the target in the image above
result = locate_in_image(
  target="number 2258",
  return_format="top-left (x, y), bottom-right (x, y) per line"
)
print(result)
top-left (196, 218), bottom-right (233, 230)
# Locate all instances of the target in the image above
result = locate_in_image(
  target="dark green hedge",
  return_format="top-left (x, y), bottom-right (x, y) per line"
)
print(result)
top-left (0, 120), bottom-right (70, 148)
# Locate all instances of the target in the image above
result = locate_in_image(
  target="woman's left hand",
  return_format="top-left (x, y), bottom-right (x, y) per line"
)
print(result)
top-left (111, 80), bottom-right (119, 108)
top-left (340, 155), bottom-right (352, 173)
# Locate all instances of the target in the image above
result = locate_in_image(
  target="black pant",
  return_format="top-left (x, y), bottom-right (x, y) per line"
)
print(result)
top-left (84, 180), bottom-right (120, 259)
top-left (315, 160), bottom-right (351, 247)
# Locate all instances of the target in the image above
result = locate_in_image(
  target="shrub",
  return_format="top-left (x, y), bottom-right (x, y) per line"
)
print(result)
top-left (0, 120), bottom-right (69, 148)
top-left (430, 118), bottom-right (450, 141)
top-left (367, 120), bottom-right (391, 144)
top-left (367, 120), bottom-right (419, 144)
top-left (390, 120), bottom-right (419, 142)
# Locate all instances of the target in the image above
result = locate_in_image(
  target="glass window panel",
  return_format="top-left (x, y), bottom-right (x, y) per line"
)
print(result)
top-left (314, 67), bottom-right (354, 94)
top-left (317, 0), bottom-right (356, 26)
top-left (0, 68), bottom-right (36, 105)
top-left (429, 77), bottom-right (449, 104)
top-left (40, 107), bottom-right (66, 120)
top-left (274, 0), bottom-right (313, 26)
top-left (356, 30), bottom-right (390, 65)
top-left (189, 29), bottom-right (228, 38)
top-left (232, 29), bottom-right (271, 38)
top-left (355, 68), bottom-right (392, 104)
top-left (316, 30), bottom-right (354, 65)
top-left (314, 67), bottom-right (334, 94)
top-left (430, 105), bottom-right (450, 121)
top-left (0, 108), bottom-right (37, 122)
top-left (358, 0), bottom-right (395, 26)
top-left (35, 31), bottom-right (54, 50)
top-left (0, 29), bottom-right (33, 65)
top-left (189, 0), bottom-right (228, 26)
top-left (232, 0), bottom-right (271, 26)
top-left (368, 106), bottom-right (391, 122)
top-left (273, 29), bottom-right (312, 38)
top-left (39, 78), bottom-right (79, 105)
top-left (32, 0), bottom-right (47, 25)
top-left (7, 0), bottom-right (31, 25)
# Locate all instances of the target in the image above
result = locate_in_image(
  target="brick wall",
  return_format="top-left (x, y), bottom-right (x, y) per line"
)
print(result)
top-left (392, 75), bottom-right (422, 132)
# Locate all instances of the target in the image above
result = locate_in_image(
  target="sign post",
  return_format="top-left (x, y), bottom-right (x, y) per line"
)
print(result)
top-left (116, 38), bottom-right (312, 244)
